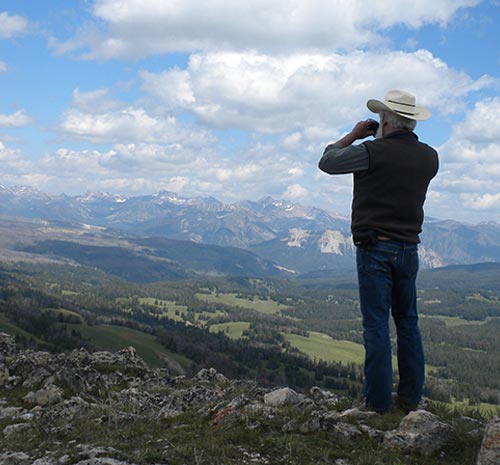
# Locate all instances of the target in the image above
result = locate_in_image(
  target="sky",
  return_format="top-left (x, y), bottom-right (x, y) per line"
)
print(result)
top-left (1, 1), bottom-right (500, 223)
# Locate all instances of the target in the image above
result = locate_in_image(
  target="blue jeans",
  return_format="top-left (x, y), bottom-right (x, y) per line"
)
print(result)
top-left (356, 239), bottom-right (425, 412)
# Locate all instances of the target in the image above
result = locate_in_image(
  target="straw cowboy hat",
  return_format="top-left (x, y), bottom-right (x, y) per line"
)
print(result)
top-left (367, 90), bottom-right (431, 121)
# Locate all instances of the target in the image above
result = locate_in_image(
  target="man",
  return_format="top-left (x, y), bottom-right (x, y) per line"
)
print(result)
top-left (318, 90), bottom-right (438, 413)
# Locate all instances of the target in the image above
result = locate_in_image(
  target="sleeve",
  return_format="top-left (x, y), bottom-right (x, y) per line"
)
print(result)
top-left (318, 143), bottom-right (369, 174)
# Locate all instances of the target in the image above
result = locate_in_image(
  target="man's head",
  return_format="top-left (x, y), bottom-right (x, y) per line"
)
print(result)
top-left (368, 90), bottom-right (429, 138)
top-left (374, 110), bottom-right (416, 138)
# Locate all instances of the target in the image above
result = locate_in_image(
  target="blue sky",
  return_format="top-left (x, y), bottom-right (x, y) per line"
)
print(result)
top-left (1, 1), bottom-right (500, 223)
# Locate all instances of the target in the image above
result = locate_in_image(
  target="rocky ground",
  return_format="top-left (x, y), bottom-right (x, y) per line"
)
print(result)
top-left (0, 332), bottom-right (499, 465)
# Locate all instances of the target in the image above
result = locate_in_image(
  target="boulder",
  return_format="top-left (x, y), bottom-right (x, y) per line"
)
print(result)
top-left (384, 410), bottom-right (453, 456)
top-left (23, 384), bottom-right (64, 407)
top-left (263, 387), bottom-right (305, 407)
top-left (476, 416), bottom-right (500, 465)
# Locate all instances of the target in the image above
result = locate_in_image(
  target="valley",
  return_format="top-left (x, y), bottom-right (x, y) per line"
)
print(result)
top-left (1, 259), bottom-right (500, 411)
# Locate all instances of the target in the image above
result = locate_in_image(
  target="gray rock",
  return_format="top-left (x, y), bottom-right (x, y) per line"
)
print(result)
top-left (24, 384), bottom-right (64, 407)
top-left (384, 410), bottom-right (453, 456)
top-left (338, 407), bottom-right (376, 420)
top-left (263, 387), bottom-right (305, 407)
top-left (0, 405), bottom-right (24, 419)
top-left (39, 396), bottom-right (90, 426)
top-left (3, 421), bottom-right (31, 437)
top-left (476, 416), bottom-right (500, 465)
top-left (73, 459), bottom-right (133, 465)
top-left (196, 367), bottom-right (227, 382)
top-left (359, 423), bottom-right (384, 441)
top-left (332, 422), bottom-right (363, 439)
top-left (0, 365), bottom-right (9, 387)
top-left (0, 452), bottom-right (32, 465)
top-left (0, 332), bottom-right (16, 357)
top-left (309, 386), bottom-right (339, 405)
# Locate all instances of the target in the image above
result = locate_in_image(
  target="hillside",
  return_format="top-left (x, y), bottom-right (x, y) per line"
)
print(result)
top-left (0, 216), bottom-right (288, 282)
top-left (0, 332), bottom-right (497, 465)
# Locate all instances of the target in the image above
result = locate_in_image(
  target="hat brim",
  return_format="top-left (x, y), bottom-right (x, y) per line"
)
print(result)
top-left (367, 99), bottom-right (431, 121)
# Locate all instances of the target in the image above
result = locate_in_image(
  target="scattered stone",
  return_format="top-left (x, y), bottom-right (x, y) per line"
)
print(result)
top-left (476, 416), bottom-right (500, 465)
top-left (24, 384), bottom-right (64, 407)
top-left (332, 422), bottom-right (363, 439)
top-left (3, 421), bottom-right (31, 437)
top-left (0, 405), bottom-right (25, 419)
top-left (263, 387), bottom-right (306, 407)
top-left (309, 386), bottom-right (337, 402)
top-left (0, 452), bottom-right (31, 465)
top-left (196, 367), bottom-right (227, 382)
top-left (359, 424), bottom-right (385, 441)
top-left (0, 336), bottom-right (492, 464)
top-left (338, 407), bottom-right (376, 420)
top-left (384, 410), bottom-right (453, 456)
top-left (0, 365), bottom-right (9, 387)
top-left (73, 459), bottom-right (132, 465)
top-left (0, 332), bottom-right (16, 357)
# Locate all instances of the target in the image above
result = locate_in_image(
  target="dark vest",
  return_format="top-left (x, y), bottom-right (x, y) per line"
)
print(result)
top-left (351, 131), bottom-right (438, 243)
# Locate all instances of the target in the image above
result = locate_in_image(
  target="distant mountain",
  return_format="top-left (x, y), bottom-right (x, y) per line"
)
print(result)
top-left (0, 216), bottom-right (287, 282)
top-left (1, 185), bottom-right (500, 274)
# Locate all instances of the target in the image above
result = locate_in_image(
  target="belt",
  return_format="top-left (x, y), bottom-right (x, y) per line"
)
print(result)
top-left (377, 235), bottom-right (391, 240)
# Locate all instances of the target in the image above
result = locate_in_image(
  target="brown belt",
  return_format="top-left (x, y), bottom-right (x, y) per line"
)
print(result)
top-left (377, 235), bottom-right (391, 241)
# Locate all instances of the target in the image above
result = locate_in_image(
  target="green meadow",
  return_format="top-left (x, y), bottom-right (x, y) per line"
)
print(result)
top-left (196, 292), bottom-right (289, 314)
top-left (67, 323), bottom-right (190, 369)
top-left (285, 331), bottom-right (366, 365)
top-left (209, 321), bottom-right (251, 339)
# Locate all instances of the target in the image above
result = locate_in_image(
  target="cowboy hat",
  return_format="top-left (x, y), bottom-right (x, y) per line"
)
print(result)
top-left (367, 89), bottom-right (431, 121)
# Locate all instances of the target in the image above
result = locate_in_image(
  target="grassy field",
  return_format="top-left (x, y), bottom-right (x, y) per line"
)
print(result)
top-left (196, 292), bottom-right (289, 314)
top-left (209, 321), bottom-right (250, 339)
top-left (423, 315), bottom-right (490, 327)
top-left (285, 331), bottom-right (366, 365)
top-left (67, 323), bottom-right (190, 370)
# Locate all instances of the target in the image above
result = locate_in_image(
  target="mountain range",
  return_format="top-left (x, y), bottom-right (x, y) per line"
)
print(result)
top-left (1, 184), bottom-right (500, 279)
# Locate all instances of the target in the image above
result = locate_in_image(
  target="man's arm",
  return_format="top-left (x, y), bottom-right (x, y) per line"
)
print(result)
top-left (318, 120), bottom-right (375, 174)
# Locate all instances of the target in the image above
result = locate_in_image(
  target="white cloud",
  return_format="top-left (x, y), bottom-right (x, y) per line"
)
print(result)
top-left (465, 193), bottom-right (500, 210)
top-left (284, 183), bottom-right (308, 200)
top-left (427, 97), bottom-right (500, 219)
top-left (0, 141), bottom-right (33, 173)
top-left (59, 90), bottom-right (215, 146)
top-left (71, 88), bottom-right (126, 113)
top-left (0, 11), bottom-right (29, 39)
top-left (140, 50), bottom-right (495, 134)
top-left (0, 110), bottom-right (33, 128)
top-left (449, 97), bottom-right (500, 146)
top-left (0, 61), bottom-right (7, 72)
top-left (53, 0), bottom-right (480, 59)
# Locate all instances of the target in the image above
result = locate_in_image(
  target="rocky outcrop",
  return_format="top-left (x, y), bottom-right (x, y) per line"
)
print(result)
top-left (0, 332), bottom-right (492, 465)
top-left (477, 417), bottom-right (500, 465)
top-left (384, 410), bottom-right (453, 456)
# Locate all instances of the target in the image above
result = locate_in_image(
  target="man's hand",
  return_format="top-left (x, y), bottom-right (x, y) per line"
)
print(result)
top-left (335, 119), bottom-right (378, 148)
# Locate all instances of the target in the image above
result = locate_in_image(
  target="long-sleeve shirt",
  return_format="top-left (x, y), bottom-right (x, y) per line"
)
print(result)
top-left (318, 142), bottom-right (369, 174)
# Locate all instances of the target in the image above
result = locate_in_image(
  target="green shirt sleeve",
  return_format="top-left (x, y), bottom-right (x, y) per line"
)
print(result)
top-left (318, 142), bottom-right (369, 174)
